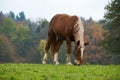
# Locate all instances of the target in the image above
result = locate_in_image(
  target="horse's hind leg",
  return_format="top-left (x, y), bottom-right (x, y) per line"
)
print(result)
top-left (42, 37), bottom-right (52, 64)
top-left (53, 39), bottom-right (63, 65)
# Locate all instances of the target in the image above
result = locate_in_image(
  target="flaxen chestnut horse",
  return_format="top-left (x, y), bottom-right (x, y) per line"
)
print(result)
top-left (42, 14), bottom-right (88, 65)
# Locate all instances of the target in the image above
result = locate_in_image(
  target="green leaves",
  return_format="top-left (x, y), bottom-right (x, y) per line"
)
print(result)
top-left (104, 0), bottom-right (120, 54)
top-left (0, 18), bottom-right (15, 39)
top-left (104, 0), bottom-right (120, 23)
top-left (0, 14), bottom-right (31, 61)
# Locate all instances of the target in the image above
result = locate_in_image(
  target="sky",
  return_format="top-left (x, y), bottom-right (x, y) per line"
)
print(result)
top-left (0, 0), bottom-right (109, 21)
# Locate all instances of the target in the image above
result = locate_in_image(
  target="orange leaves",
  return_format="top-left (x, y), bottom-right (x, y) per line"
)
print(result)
top-left (0, 35), bottom-right (17, 62)
top-left (83, 21), bottom-right (107, 64)
top-left (87, 22), bottom-right (104, 41)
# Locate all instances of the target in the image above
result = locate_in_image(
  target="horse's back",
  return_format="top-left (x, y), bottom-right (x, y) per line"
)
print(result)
top-left (48, 14), bottom-right (79, 41)
top-left (48, 14), bottom-right (70, 38)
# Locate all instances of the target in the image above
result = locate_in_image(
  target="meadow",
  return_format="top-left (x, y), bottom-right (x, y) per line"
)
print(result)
top-left (0, 64), bottom-right (120, 80)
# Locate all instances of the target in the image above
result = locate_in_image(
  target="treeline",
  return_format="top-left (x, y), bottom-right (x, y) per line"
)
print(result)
top-left (0, 0), bottom-right (120, 64)
top-left (0, 11), bottom-right (49, 63)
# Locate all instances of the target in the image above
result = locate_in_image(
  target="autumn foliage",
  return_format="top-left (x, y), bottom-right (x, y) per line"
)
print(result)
top-left (0, 9), bottom-right (119, 64)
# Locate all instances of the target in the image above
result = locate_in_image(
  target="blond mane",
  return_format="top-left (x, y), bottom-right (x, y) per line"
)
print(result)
top-left (74, 17), bottom-right (84, 46)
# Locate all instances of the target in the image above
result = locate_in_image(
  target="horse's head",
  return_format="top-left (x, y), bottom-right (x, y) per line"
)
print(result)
top-left (74, 40), bottom-right (89, 65)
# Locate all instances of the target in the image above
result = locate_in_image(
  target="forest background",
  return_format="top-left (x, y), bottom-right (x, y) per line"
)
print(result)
top-left (0, 0), bottom-right (120, 64)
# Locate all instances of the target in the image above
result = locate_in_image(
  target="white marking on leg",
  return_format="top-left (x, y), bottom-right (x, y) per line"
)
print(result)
top-left (43, 53), bottom-right (47, 60)
top-left (54, 52), bottom-right (59, 65)
top-left (67, 54), bottom-right (72, 65)
top-left (42, 53), bottom-right (47, 64)
top-left (81, 47), bottom-right (84, 59)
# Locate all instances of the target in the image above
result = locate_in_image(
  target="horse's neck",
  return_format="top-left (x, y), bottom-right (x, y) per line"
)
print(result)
top-left (74, 19), bottom-right (84, 46)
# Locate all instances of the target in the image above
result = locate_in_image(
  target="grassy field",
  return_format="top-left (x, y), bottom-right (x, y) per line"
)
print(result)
top-left (0, 64), bottom-right (120, 80)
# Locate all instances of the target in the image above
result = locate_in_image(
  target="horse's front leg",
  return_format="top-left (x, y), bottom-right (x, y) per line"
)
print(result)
top-left (54, 52), bottom-right (59, 65)
top-left (42, 37), bottom-right (52, 64)
top-left (66, 38), bottom-right (72, 65)
top-left (53, 39), bottom-right (63, 65)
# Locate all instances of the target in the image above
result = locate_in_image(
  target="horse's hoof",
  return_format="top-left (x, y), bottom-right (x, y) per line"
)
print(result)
top-left (42, 61), bottom-right (46, 64)
top-left (55, 61), bottom-right (60, 65)
top-left (67, 62), bottom-right (72, 65)
top-left (74, 62), bottom-right (81, 66)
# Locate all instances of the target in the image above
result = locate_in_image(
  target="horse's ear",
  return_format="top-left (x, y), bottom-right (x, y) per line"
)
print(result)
top-left (84, 42), bottom-right (89, 46)
top-left (77, 40), bottom-right (80, 46)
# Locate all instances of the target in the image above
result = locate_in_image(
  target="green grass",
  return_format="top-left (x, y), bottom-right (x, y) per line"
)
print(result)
top-left (0, 64), bottom-right (120, 80)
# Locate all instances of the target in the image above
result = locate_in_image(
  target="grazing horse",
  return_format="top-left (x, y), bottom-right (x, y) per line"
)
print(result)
top-left (42, 14), bottom-right (89, 65)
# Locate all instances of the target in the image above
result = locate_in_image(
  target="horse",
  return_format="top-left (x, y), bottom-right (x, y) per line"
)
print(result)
top-left (42, 14), bottom-right (89, 65)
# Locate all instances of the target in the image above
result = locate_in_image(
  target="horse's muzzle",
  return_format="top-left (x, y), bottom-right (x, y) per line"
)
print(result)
top-left (74, 62), bottom-right (81, 66)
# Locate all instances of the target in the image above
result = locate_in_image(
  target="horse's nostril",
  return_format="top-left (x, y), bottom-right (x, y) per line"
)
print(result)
top-left (77, 64), bottom-right (80, 66)
top-left (74, 62), bottom-right (77, 65)
top-left (74, 62), bottom-right (81, 66)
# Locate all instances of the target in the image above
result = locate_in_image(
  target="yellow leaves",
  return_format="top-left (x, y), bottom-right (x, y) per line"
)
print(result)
top-left (40, 39), bottom-right (47, 47)
top-left (38, 39), bottom-right (47, 55)
top-left (15, 22), bottom-right (29, 32)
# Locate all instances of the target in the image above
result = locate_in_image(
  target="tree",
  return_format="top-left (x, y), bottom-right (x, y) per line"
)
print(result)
top-left (0, 35), bottom-right (17, 62)
top-left (19, 12), bottom-right (26, 21)
top-left (104, 0), bottom-right (120, 23)
top-left (38, 39), bottom-right (47, 55)
top-left (0, 11), bottom-right (4, 26)
top-left (8, 11), bottom-right (15, 20)
top-left (85, 22), bottom-right (106, 64)
top-left (16, 15), bottom-right (19, 21)
top-left (0, 18), bottom-right (16, 39)
top-left (16, 12), bottom-right (26, 21)
top-left (104, 0), bottom-right (120, 54)
top-left (37, 18), bottom-right (49, 39)
top-left (13, 22), bottom-right (31, 56)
